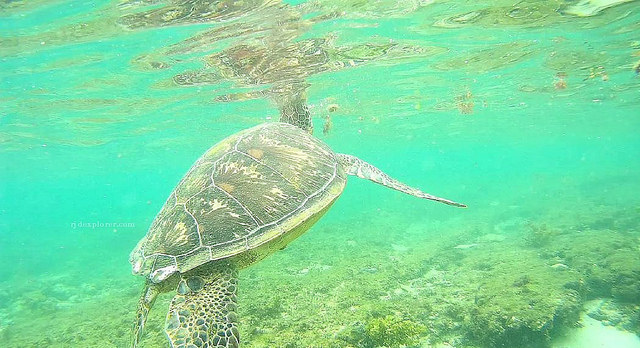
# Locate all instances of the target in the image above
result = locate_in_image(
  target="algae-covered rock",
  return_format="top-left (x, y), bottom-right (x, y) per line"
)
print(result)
top-left (523, 223), bottom-right (559, 247)
top-left (607, 252), bottom-right (640, 303)
top-left (467, 289), bottom-right (581, 347)
top-left (339, 315), bottom-right (427, 348)
top-left (365, 315), bottom-right (427, 347)
top-left (553, 229), bottom-right (640, 303)
top-left (461, 248), bottom-right (583, 348)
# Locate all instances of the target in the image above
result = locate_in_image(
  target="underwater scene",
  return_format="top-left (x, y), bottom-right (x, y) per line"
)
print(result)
top-left (1, 0), bottom-right (640, 347)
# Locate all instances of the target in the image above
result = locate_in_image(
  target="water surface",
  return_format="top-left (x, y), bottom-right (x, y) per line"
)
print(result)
top-left (1, 0), bottom-right (639, 347)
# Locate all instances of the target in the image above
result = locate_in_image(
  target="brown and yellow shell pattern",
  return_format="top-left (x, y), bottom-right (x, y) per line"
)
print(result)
top-left (130, 122), bottom-right (346, 278)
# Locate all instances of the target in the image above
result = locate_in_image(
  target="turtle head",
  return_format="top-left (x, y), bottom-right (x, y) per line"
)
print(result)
top-left (130, 246), bottom-right (179, 283)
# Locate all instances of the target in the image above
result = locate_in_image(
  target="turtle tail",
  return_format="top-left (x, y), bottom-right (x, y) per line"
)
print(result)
top-left (336, 153), bottom-right (466, 208)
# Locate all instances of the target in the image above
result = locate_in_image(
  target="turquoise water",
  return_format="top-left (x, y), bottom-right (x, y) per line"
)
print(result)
top-left (1, 0), bottom-right (640, 347)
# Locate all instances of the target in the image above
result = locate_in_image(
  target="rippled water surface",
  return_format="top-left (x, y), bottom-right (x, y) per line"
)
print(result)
top-left (1, 0), bottom-right (640, 347)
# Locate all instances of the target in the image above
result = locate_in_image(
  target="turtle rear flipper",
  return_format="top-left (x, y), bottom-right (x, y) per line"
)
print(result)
top-left (337, 153), bottom-right (466, 208)
top-left (165, 263), bottom-right (240, 348)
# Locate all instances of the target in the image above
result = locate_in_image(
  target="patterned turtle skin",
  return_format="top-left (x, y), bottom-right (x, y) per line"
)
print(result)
top-left (130, 122), bottom-right (465, 348)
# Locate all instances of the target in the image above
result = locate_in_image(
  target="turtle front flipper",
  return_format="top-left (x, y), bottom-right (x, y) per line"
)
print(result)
top-left (337, 153), bottom-right (466, 208)
top-left (132, 282), bottom-right (160, 348)
top-left (165, 263), bottom-right (240, 348)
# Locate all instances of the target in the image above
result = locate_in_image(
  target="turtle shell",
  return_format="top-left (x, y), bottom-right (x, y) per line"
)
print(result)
top-left (130, 122), bottom-right (346, 281)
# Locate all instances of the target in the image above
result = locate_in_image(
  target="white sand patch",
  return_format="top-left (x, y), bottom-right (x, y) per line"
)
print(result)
top-left (552, 303), bottom-right (640, 348)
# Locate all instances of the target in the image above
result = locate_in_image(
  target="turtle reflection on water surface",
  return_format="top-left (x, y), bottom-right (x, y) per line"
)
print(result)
top-left (130, 122), bottom-right (465, 347)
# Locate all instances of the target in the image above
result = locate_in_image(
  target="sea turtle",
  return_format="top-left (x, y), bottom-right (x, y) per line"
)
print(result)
top-left (130, 122), bottom-right (465, 348)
